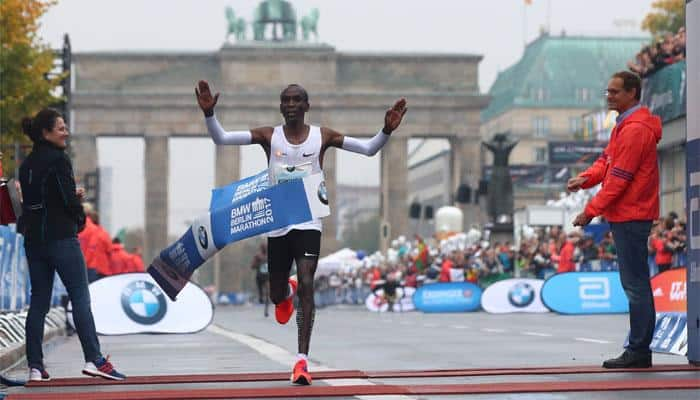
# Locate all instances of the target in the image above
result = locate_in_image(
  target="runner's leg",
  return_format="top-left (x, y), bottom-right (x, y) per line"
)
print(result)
top-left (268, 235), bottom-right (294, 305)
top-left (291, 230), bottom-right (321, 355)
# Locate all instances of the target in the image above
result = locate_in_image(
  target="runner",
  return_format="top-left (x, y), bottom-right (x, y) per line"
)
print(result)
top-left (195, 80), bottom-right (406, 385)
top-left (250, 243), bottom-right (270, 317)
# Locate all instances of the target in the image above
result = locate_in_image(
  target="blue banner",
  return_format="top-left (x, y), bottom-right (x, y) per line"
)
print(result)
top-left (148, 173), bottom-right (329, 300)
top-left (541, 272), bottom-right (629, 314)
top-left (209, 170), bottom-right (269, 212)
top-left (649, 312), bottom-right (688, 355)
top-left (412, 282), bottom-right (482, 313)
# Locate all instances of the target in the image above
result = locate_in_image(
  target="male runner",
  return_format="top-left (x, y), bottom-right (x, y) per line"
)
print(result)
top-left (195, 80), bottom-right (406, 385)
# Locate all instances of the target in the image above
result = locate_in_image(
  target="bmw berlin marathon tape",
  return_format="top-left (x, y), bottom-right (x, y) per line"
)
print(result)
top-left (481, 279), bottom-right (549, 314)
top-left (148, 172), bottom-right (330, 300)
top-left (69, 273), bottom-right (213, 335)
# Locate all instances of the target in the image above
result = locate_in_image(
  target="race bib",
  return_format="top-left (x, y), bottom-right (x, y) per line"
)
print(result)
top-left (272, 162), bottom-right (312, 185)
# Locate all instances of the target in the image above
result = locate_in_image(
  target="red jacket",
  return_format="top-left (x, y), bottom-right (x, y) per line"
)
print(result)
top-left (92, 225), bottom-right (113, 276)
top-left (78, 217), bottom-right (99, 269)
top-left (557, 241), bottom-right (576, 273)
top-left (580, 106), bottom-right (661, 222)
top-left (109, 243), bottom-right (131, 275)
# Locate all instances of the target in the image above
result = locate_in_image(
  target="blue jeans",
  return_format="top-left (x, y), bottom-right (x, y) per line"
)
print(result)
top-left (609, 221), bottom-right (655, 355)
top-left (25, 238), bottom-right (102, 368)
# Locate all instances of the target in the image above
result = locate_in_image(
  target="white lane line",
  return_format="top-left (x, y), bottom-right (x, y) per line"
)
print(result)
top-left (521, 331), bottom-right (553, 337)
top-left (575, 337), bottom-right (611, 344)
top-left (482, 328), bottom-right (506, 333)
top-left (208, 324), bottom-right (416, 400)
top-left (423, 323), bottom-right (438, 328)
top-left (451, 325), bottom-right (469, 329)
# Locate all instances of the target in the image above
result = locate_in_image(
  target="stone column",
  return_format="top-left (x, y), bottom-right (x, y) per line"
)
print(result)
top-left (321, 147), bottom-right (338, 256)
top-left (214, 145), bottom-right (241, 293)
top-left (144, 136), bottom-right (169, 263)
top-left (380, 136), bottom-right (408, 252)
top-left (69, 135), bottom-right (98, 186)
top-left (450, 136), bottom-right (484, 230)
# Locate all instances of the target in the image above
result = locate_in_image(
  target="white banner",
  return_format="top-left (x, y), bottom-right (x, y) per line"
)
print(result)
top-left (70, 273), bottom-right (214, 335)
top-left (481, 278), bottom-right (549, 314)
top-left (365, 287), bottom-right (416, 312)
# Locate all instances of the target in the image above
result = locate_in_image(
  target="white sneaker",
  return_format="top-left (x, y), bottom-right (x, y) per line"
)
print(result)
top-left (28, 367), bottom-right (50, 382)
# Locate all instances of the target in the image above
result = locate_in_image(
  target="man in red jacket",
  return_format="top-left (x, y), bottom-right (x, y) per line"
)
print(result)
top-left (568, 71), bottom-right (661, 369)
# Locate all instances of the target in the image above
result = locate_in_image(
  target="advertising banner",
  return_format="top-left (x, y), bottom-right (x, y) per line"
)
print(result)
top-left (548, 141), bottom-right (607, 165)
top-left (481, 279), bottom-right (549, 314)
top-left (412, 282), bottom-right (482, 313)
top-left (365, 287), bottom-right (416, 312)
top-left (483, 165), bottom-right (570, 188)
top-left (541, 272), bottom-right (628, 314)
top-left (74, 273), bottom-right (214, 335)
top-left (148, 173), bottom-right (330, 300)
top-left (641, 60), bottom-right (687, 123)
top-left (651, 268), bottom-right (687, 313)
top-left (687, 0), bottom-right (700, 363)
top-left (649, 313), bottom-right (688, 356)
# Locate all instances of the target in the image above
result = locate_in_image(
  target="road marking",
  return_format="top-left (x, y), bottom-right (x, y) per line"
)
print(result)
top-left (521, 331), bottom-right (553, 337)
top-left (451, 325), bottom-right (469, 329)
top-left (423, 323), bottom-right (438, 328)
top-left (575, 337), bottom-right (611, 344)
top-left (482, 328), bottom-right (506, 333)
top-left (208, 324), bottom-right (416, 400)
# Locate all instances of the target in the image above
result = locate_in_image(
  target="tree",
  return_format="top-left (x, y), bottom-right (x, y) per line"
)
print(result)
top-left (0, 0), bottom-right (62, 177)
top-left (641, 0), bottom-right (685, 36)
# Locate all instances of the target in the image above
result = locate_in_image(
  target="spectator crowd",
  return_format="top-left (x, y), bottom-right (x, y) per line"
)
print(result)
top-left (310, 211), bottom-right (689, 308)
top-left (627, 26), bottom-right (685, 78)
top-left (78, 203), bottom-right (144, 282)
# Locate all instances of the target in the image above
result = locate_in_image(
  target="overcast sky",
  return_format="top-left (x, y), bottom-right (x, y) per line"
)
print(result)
top-left (38, 0), bottom-right (654, 235)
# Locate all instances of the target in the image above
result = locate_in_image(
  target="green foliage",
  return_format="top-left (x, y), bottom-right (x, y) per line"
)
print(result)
top-left (0, 0), bottom-right (62, 176)
top-left (641, 0), bottom-right (685, 36)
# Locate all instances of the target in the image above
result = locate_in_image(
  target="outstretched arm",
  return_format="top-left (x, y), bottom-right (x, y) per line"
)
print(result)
top-left (196, 80), bottom-right (270, 146)
top-left (324, 98), bottom-right (407, 155)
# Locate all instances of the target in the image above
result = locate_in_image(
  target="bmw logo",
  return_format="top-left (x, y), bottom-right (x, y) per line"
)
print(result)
top-left (121, 281), bottom-right (167, 325)
top-left (317, 181), bottom-right (328, 205)
top-left (508, 282), bottom-right (535, 308)
top-left (198, 226), bottom-right (208, 249)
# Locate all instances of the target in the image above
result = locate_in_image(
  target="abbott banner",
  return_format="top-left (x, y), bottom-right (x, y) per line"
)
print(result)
top-left (481, 279), bottom-right (549, 314)
top-left (149, 172), bottom-right (329, 300)
top-left (72, 273), bottom-right (214, 335)
top-left (541, 272), bottom-right (628, 314)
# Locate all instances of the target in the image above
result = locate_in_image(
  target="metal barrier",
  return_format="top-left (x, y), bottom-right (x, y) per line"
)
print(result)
top-left (0, 224), bottom-right (65, 313)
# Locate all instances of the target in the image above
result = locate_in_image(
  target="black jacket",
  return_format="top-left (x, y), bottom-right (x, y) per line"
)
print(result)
top-left (18, 141), bottom-right (85, 245)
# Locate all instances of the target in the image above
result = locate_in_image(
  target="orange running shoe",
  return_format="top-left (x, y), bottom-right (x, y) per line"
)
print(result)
top-left (275, 276), bottom-right (297, 324)
top-left (290, 359), bottom-right (312, 385)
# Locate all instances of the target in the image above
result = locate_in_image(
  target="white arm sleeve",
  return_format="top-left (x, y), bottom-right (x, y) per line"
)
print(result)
top-left (205, 115), bottom-right (252, 145)
top-left (341, 129), bottom-right (390, 156)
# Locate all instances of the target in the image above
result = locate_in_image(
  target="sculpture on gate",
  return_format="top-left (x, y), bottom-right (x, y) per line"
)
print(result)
top-left (483, 133), bottom-right (518, 223)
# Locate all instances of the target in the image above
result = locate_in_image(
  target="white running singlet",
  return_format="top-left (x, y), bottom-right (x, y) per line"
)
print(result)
top-left (267, 125), bottom-right (323, 237)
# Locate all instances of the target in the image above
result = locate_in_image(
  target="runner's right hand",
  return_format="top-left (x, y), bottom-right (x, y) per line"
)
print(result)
top-left (195, 80), bottom-right (219, 117)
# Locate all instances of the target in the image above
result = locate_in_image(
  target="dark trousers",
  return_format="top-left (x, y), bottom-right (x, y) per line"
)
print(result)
top-left (610, 221), bottom-right (655, 355)
top-left (25, 238), bottom-right (102, 369)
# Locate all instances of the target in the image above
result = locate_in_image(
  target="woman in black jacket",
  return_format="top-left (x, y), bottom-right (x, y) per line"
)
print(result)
top-left (18, 108), bottom-right (125, 382)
